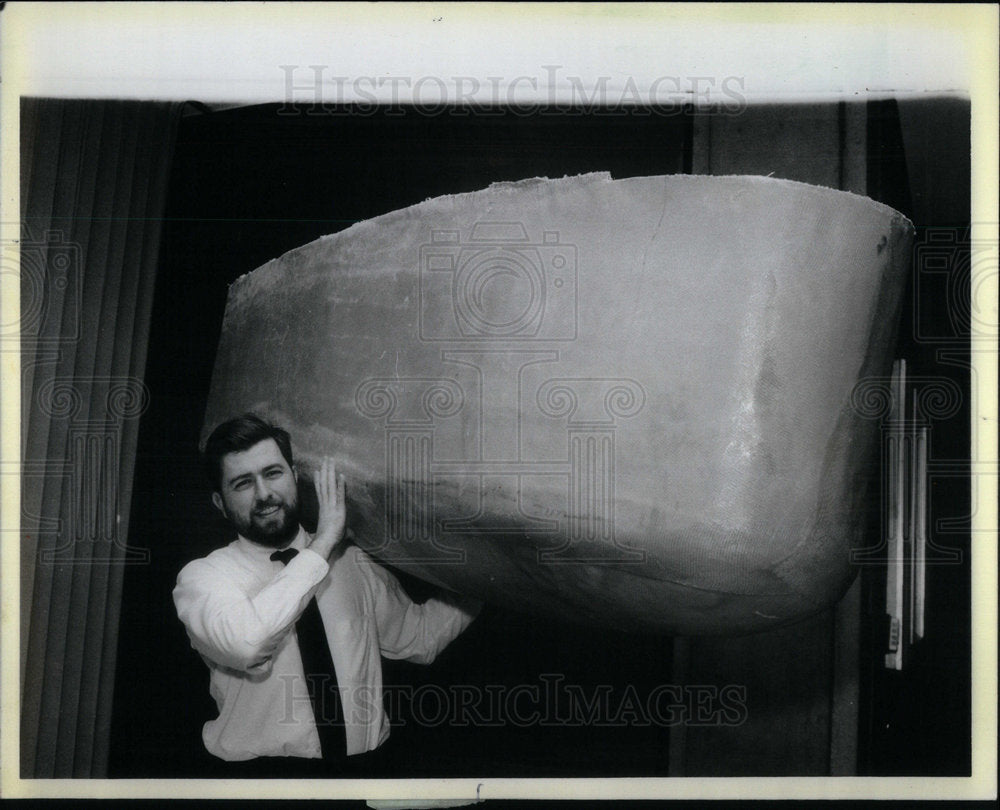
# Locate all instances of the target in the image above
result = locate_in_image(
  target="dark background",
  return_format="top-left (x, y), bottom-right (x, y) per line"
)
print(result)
top-left (107, 101), bottom-right (970, 778)
top-left (859, 98), bottom-right (972, 776)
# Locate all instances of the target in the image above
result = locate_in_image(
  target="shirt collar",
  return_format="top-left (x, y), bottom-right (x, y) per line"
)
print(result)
top-left (234, 525), bottom-right (310, 561)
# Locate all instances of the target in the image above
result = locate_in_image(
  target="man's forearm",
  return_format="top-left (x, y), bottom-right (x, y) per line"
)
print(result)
top-left (174, 550), bottom-right (329, 671)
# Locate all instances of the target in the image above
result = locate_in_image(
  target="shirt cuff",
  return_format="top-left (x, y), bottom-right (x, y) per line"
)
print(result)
top-left (286, 546), bottom-right (330, 583)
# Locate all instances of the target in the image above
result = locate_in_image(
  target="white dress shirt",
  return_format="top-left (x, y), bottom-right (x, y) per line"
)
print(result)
top-left (173, 527), bottom-right (478, 761)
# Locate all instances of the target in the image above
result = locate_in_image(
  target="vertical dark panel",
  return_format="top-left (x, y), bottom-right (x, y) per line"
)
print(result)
top-left (20, 99), bottom-right (181, 778)
top-left (36, 101), bottom-right (121, 776)
top-left (666, 636), bottom-right (689, 776)
top-left (866, 99), bottom-right (914, 219)
top-left (55, 101), bottom-right (135, 773)
top-left (22, 100), bottom-right (91, 778)
top-left (828, 100), bottom-right (868, 775)
top-left (73, 102), bottom-right (168, 777)
top-left (19, 100), bottom-right (70, 658)
top-left (693, 102), bottom-right (841, 184)
top-left (19, 101), bottom-right (65, 445)
top-left (684, 612), bottom-right (835, 775)
top-left (858, 97), bottom-right (971, 776)
top-left (18, 98), bottom-right (53, 688)
top-left (91, 101), bottom-right (180, 777)
top-left (830, 577), bottom-right (862, 774)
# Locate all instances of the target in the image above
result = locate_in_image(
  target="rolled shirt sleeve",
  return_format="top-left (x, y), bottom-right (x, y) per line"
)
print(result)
top-left (173, 547), bottom-right (329, 673)
top-left (359, 551), bottom-right (482, 664)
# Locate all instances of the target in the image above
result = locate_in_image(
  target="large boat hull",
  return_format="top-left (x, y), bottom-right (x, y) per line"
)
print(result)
top-left (203, 173), bottom-right (912, 634)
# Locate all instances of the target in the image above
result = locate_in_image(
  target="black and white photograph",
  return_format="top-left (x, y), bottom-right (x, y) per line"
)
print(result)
top-left (1, 3), bottom-right (996, 803)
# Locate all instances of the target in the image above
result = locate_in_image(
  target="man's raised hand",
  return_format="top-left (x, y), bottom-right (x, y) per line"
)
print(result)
top-left (309, 457), bottom-right (347, 560)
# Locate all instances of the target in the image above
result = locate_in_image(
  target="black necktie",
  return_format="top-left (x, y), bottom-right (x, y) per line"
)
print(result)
top-left (271, 547), bottom-right (346, 759)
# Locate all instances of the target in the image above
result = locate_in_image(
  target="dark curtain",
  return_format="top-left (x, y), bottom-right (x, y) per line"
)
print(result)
top-left (19, 98), bottom-right (183, 777)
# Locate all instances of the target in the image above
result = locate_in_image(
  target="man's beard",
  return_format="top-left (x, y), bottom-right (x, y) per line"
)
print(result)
top-left (231, 496), bottom-right (300, 548)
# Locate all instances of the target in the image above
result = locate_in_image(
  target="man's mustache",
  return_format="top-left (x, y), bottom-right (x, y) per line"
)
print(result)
top-left (252, 498), bottom-right (286, 516)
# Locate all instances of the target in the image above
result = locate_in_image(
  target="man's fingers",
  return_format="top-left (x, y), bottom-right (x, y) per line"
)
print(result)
top-left (315, 457), bottom-right (343, 507)
top-left (316, 457), bottom-right (328, 503)
top-left (328, 458), bottom-right (337, 502)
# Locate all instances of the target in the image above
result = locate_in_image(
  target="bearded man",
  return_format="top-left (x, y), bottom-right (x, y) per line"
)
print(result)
top-left (173, 413), bottom-right (481, 777)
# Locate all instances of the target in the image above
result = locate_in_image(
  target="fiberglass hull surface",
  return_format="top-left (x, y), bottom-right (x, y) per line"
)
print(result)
top-left (203, 173), bottom-right (912, 634)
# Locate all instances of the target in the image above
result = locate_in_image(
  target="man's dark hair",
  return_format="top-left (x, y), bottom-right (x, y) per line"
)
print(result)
top-left (203, 413), bottom-right (295, 491)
